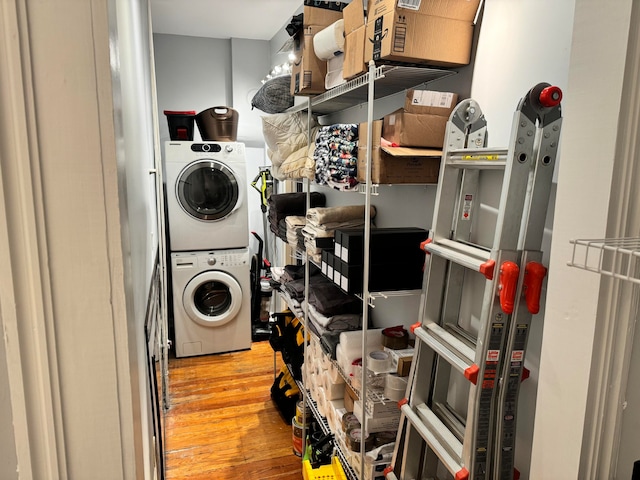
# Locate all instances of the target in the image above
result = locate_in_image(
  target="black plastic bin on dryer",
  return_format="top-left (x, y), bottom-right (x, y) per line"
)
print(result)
top-left (164, 110), bottom-right (196, 141)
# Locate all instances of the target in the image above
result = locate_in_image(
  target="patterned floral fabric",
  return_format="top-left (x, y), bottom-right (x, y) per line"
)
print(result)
top-left (314, 123), bottom-right (359, 190)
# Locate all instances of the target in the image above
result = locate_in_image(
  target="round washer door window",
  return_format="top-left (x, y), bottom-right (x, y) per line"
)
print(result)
top-left (182, 271), bottom-right (242, 327)
top-left (176, 159), bottom-right (239, 221)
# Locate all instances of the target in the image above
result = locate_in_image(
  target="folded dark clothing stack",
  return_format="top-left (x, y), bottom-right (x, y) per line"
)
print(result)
top-left (267, 192), bottom-right (326, 241)
top-left (307, 279), bottom-right (362, 316)
top-left (280, 263), bottom-right (321, 283)
top-left (282, 278), bottom-right (306, 302)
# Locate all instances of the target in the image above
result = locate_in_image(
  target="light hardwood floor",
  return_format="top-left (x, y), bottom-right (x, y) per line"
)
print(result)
top-left (163, 340), bottom-right (303, 480)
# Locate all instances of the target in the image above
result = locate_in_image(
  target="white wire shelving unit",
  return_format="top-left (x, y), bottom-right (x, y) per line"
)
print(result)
top-left (567, 237), bottom-right (640, 285)
top-left (288, 64), bottom-right (455, 116)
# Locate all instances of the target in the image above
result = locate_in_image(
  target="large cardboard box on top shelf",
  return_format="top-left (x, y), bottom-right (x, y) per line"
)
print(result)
top-left (357, 120), bottom-right (442, 184)
top-left (364, 0), bottom-right (482, 67)
top-left (382, 90), bottom-right (459, 148)
top-left (342, 0), bottom-right (367, 79)
top-left (303, 2), bottom-right (344, 27)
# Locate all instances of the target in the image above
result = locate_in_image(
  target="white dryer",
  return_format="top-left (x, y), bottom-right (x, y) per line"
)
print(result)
top-left (171, 249), bottom-right (251, 357)
top-left (165, 141), bottom-right (249, 251)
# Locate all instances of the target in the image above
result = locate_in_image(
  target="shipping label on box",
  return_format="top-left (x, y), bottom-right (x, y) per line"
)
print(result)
top-left (368, 0), bottom-right (481, 21)
top-left (405, 90), bottom-right (459, 115)
top-left (364, 11), bottom-right (475, 67)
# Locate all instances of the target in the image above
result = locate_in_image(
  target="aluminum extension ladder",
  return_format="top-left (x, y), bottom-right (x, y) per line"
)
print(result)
top-left (384, 83), bottom-right (563, 480)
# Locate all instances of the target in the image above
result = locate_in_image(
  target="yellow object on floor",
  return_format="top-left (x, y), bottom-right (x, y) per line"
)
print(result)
top-left (302, 456), bottom-right (347, 480)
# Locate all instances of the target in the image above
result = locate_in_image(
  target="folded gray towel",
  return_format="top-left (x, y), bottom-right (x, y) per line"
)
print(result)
top-left (306, 204), bottom-right (376, 225)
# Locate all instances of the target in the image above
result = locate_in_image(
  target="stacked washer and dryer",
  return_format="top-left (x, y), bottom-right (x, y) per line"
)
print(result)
top-left (165, 141), bottom-right (252, 357)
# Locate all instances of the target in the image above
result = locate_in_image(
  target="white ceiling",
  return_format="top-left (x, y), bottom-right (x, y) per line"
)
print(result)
top-left (150, 0), bottom-right (302, 40)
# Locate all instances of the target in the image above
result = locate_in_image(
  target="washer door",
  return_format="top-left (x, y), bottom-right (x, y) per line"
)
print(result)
top-left (176, 159), bottom-right (239, 221)
top-left (182, 271), bottom-right (242, 327)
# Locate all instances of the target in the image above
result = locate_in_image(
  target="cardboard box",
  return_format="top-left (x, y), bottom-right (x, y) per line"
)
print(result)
top-left (354, 400), bottom-right (401, 433)
top-left (304, 3), bottom-right (345, 27)
top-left (383, 109), bottom-right (449, 148)
top-left (368, 0), bottom-right (480, 21)
top-left (343, 26), bottom-right (367, 80)
top-left (343, 0), bottom-right (365, 34)
top-left (364, 11), bottom-right (475, 67)
top-left (358, 120), bottom-right (442, 184)
top-left (291, 25), bottom-right (328, 96)
top-left (404, 89), bottom-right (458, 115)
top-left (397, 356), bottom-right (412, 377)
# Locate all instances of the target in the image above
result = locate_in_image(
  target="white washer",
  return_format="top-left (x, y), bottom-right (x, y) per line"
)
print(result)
top-left (171, 249), bottom-right (251, 357)
top-left (165, 141), bottom-right (249, 251)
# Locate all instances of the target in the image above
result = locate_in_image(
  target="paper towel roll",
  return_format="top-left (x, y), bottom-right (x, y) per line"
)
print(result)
top-left (323, 374), bottom-right (346, 400)
top-left (313, 19), bottom-right (345, 60)
top-left (316, 386), bottom-right (327, 417)
top-left (328, 361), bottom-right (345, 384)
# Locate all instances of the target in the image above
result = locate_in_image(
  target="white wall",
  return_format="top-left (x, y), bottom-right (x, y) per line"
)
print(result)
top-left (530, 1), bottom-right (635, 478)
top-left (153, 34), bottom-right (232, 144)
top-left (0, 0), bottom-right (156, 477)
top-left (113, 0), bottom-right (162, 477)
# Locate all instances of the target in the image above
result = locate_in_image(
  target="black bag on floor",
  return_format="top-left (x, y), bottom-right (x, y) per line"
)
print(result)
top-left (270, 364), bottom-right (300, 423)
top-left (270, 310), bottom-right (307, 380)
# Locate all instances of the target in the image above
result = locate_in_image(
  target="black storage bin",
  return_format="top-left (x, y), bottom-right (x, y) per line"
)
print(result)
top-left (164, 110), bottom-right (196, 141)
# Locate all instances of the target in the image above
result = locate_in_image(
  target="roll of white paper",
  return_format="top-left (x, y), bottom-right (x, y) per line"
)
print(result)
top-left (313, 19), bottom-right (345, 60)
top-left (323, 374), bottom-right (346, 400)
top-left (368, 350), bottom-right (391, 373)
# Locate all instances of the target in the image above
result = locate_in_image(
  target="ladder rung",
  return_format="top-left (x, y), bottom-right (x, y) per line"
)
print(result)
top-left (425, 239), bottom-right (494, 279)
top-left (401, 402), bottom-right (468, 480)
top-left (433, 402), bottom-right (465, 443)
top-left (446, 324), bottom-right (477, 350)
top-left (415, 322), bottom-right (478, 383)
top-left (446, 148), bottom-right (508, 169)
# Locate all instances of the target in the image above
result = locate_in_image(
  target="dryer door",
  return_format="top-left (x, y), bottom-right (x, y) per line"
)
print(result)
top-left (176, 159), bottom-right (239, 221)
top-left (182, 270), bottom-right (242, 327)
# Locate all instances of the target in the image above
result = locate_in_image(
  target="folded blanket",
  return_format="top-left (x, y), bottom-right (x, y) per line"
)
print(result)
top-left (278, 288), bottom-right (304, 319)
top-left (304, 238), bottom-right (322, 256)
top-left (286, 215), bottom-right (306, 248)
top-left (306, 205), bottom-right (376, 225)
top-left (282, 278), bottom-right (306, 302)
top-left (285, 215), bottom-right (306, 229)
top-left (307, 219), bottom-right (367, 232)
top-left (307, 280), bottom-right (362, 317)
top-left (308, 303), bottom-right (361, 330)
top-left (268, 191), bottom-right (326, 215)
top-left (302, 224), bottom-right (336, 239)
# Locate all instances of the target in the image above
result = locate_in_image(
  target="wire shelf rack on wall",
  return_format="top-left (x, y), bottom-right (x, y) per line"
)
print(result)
top-left (567, 237), bottom-right (640, 285)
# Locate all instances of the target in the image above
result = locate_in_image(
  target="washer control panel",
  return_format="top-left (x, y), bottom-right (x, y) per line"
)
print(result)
top-left (201, 248), bottom-right (249, 267)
